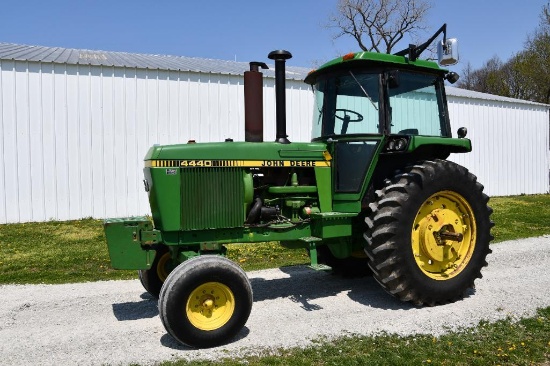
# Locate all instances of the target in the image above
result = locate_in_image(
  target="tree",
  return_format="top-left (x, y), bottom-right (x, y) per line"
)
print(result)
top-left (458, 62), bottom-right (476, 90)
top-left (542, 1), bottom-right (550, 28)
top-left (457, 56), bottom-right (508, 96)
top-left (328, 0), bottom-right (432, 54)
top-left (523, 31), bottom-right (550, 103)
top-left (521, 3), bottom-right (550, 103)
top-left (500, 53), bottom-right (533, 101)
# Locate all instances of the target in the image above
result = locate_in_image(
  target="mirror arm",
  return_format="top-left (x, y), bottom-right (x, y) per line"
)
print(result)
top-left (394, 24), bottom-right (447, 61)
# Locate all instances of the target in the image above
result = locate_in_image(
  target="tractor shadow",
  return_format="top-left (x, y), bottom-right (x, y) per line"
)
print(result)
top-left (111, 292), bottom-right (159, 321)
top-left (110, 265), bottom-right (476, 350)
top-left (250, 265), bottom-right (476, 310)
top-left (110, 266), bottom-right (477, 322)
top-left (250, 265), bottom-right (417, 311)
top-left (111, 265), bottom-right (432, 323)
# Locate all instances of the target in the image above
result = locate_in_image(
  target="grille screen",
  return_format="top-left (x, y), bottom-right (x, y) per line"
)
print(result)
top-left (181, 168), bottom-right (244, 230)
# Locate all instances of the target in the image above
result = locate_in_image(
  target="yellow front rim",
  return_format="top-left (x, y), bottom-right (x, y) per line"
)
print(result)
top-left (186, 282), bottom-right (235, 331)
top-left (412, 191), bottom-right (477, 280)
top-left (156, 252), bottom-right (172, 282)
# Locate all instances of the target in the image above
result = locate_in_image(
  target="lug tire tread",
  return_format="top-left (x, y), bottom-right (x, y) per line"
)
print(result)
top-left (158, 255), bottom-right (252, 348)
top-left (364, 159), bottom-right (493, 305)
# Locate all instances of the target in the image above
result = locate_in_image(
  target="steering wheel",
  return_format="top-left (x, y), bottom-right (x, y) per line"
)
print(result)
top-left (334, 109), bottom-right (363, 122)
top-left (334, 109), bottom-right (363, 134)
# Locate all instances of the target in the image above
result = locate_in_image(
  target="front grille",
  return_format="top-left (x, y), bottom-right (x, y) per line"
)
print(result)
top-left (181, 168), bottom-right (244, 230)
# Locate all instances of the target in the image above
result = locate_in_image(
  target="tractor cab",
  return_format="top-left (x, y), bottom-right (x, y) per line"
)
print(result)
top-left (308, 64), bottom-right (450, 139)
top-left (303, 25), bottom-right (466, 204)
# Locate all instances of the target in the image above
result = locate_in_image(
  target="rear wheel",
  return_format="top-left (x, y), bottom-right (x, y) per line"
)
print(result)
top-left (159, 256), bottom-right (252, 348)
top-left (364, 160), bottom-right (493, 305)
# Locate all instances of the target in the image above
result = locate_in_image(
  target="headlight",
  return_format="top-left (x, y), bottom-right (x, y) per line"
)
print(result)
top-left (384, 137), bottom-right (409, 153)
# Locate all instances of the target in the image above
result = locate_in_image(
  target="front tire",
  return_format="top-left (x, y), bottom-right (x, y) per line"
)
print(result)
top-left (364, 160), bottom-right (493, 305)
top-left (159, 256), bottom-right (253, 348)
top-left (138, 245), bottom-right (173, 298)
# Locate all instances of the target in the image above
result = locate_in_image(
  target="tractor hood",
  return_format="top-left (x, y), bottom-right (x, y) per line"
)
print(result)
top-left (144, 141), bottom-right (332, 165)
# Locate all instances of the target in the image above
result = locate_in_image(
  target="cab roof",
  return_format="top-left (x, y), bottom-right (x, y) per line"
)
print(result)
top-left (304, 51), bottom-right (447, 84)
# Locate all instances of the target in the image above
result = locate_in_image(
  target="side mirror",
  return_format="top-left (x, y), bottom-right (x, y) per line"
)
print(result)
top-left (438, 38), bottom-right (459, 66)
top-left (457, 127), bottom-right (468, 138)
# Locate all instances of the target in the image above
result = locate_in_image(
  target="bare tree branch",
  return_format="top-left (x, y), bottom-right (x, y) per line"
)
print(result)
top-left (328, 0), bottom-right (432, 53)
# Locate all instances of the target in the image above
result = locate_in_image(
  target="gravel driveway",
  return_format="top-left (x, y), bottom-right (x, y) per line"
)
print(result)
top-left (1, 236), bottom-right (549, 366)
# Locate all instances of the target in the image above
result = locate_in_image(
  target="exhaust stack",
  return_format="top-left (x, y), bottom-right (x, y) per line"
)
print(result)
top-left (268, 50), bottom-right (292, 144)
top-left (244, 61), bottom-right (268, 142)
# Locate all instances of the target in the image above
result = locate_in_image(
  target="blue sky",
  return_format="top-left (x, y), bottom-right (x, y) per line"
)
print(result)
top-left (0, 0), bottom-right (547, 72)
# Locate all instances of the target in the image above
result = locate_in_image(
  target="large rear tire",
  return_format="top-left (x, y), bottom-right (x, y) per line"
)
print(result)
top-left (159, 256), bottom-right (253, 348)
top-left (364, 160), bottom-right (493, 305)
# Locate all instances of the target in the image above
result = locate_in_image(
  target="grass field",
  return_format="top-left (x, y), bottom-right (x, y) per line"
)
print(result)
top-left (160, 307), bottom-right (550, 366)
top-left (0, 194), bottom-right (549, 365)
top-left (0, 194), bottom-right (548, 285)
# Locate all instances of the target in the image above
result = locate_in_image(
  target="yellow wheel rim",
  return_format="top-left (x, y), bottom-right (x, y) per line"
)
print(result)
top-left (411, 191), bottom-right (476, 280)
top-left (156, 252), bottom-right (172, 282)
top-left (186, 282), bottom-right (235, 331)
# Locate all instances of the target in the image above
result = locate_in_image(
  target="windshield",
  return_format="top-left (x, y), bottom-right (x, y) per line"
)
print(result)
top-left (312, 72), bottom-right (381, 139)
top-left (311, 70), bottom-right (448, 139)
top-left (387, 72), bottom-right (447, 136)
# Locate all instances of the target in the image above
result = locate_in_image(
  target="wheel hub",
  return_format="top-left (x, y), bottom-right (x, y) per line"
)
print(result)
top-left (156, 251), bottom-right (174, 282)
top-left (202, 298), bottom-right (214, 309)
top-left (186, 282), bottom-right (235, 331)
top-left (418, 208), bottom-right (463, 262)
top-left (412, 191), bottom-right (476, 280)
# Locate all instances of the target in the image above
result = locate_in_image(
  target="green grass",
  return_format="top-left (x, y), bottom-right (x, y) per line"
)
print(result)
top-left (0, 220), bottom-right (308, 285)
top-left (0, 218), bottom-right (135, 284)
top-left (0, 194), bottom-right (549, 285)
top-left (490, 194), bottom-right (550, 242)
top-left (225, 241), bottom-right (309, 271)
top-left (160, 307), bottom-right (550, 366)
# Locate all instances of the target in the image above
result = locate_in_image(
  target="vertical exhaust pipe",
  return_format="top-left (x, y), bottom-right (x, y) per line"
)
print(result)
top-left (244, 61), bottom-right (268, 142)
top-left (268, 50), bottom-right (292, 144)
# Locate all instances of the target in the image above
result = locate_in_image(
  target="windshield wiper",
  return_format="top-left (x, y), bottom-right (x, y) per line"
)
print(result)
top-left (348, 71), bottom-right (378, 111)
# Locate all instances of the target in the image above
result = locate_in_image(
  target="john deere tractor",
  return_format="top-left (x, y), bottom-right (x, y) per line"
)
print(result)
top-left (104, 25), bottom-right (493, 348)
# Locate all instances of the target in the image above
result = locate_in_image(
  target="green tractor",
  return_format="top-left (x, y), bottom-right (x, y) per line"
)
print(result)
top-left (104, 25), bottom-right (493, 348)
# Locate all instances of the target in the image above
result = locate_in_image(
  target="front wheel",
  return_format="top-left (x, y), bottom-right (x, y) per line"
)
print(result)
top-left (159, 256), bottom-right (253, 348)
top-left (138, 245), bottom-right (173, 298)
top-left (364, 160), bottom-right (493, 305)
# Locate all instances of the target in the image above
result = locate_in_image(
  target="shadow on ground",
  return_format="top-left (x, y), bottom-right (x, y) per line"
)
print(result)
top-left (251, 265), bottom-right (419, 311)
top-left (111, 265), bottom-right (431, 322)
top-left (112, 292), bottom-right (158, 321)
top-left (110, 264), bottom-right (475, 350)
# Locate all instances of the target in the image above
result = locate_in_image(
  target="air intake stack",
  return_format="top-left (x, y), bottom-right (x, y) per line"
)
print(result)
top-left (268, 50), bottom-right (292, 144)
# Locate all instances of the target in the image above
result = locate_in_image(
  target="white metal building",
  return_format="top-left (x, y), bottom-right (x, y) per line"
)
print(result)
top-left (447, 87), bottom-right (549, 197)
top-left (0, 42), bottom-right (548, 223)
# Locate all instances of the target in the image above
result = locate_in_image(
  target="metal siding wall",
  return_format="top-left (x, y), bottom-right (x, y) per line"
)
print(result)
top-left (0, 61), bottom-right (16, 222)
top-left (447, 96), bottom-right (550, 196)
top-left (286, 80), bottom-right (314, 142)
top-left (0, 60), bottom-right (314, 223)
top-left (2, 59), bottom-right (548, 223)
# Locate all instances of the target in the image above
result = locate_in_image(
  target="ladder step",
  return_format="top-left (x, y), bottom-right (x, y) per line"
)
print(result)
top-left (299, 236), bottom-right (322, 243)
top-left (308, 264), bottom-right (332, 271)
